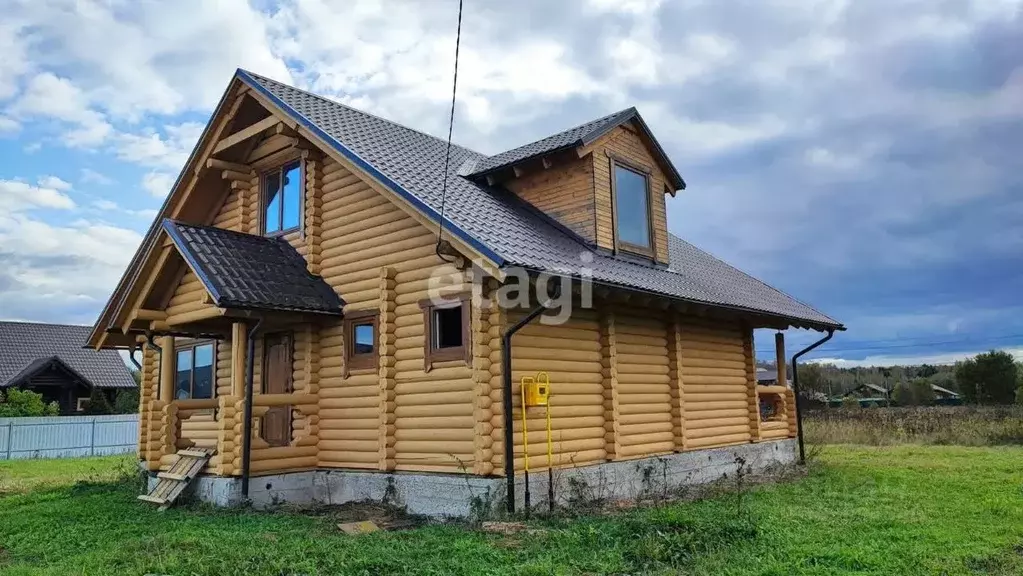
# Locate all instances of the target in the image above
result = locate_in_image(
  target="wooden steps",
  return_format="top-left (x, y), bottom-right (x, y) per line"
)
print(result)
top-left (138, 448), bottom-right (214, 510)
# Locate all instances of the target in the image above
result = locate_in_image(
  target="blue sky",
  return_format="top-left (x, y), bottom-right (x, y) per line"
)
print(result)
top-left (1, 0), bottom-right (1020, 367)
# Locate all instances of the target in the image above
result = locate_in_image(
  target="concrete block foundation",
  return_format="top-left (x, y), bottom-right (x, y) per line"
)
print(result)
top-left (150, 439), bottom-right (798, 517)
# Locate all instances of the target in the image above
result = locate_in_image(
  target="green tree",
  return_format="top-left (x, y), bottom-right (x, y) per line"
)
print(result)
top-left (83, 388), bottom-right (113, 415)
top-left (0, 389), bottom-right (59, 417)
top-left (892, 382), bottom-right (913, 406)
top-left (113, 387), bottom-right (140, 414)
top-left (955, 350), bottom-right (1018, 404)
top-left (910, 378), bottom-right (935, 406)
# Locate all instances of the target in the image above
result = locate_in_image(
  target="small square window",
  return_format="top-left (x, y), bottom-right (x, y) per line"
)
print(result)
top-left (433, 306), bottom-right (463, 349)
top-left (343, 311), bottom-right (379, 375)
top-left (420, 296), bottom-right (470, 371)
top-left (354, 323), bottom-right (375, 354)
top-left (172, 341), bottom-right (215, 400)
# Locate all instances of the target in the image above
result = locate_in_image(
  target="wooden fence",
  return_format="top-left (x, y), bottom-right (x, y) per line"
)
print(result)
top-left (0, 414), bottom-right (138, 460)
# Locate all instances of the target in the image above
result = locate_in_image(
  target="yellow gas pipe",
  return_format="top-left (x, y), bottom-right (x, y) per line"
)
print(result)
top-left (520, 371), bottom-right (553, 513)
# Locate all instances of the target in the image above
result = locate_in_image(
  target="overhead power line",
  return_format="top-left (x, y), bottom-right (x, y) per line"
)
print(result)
top-left (434, 0), bottom-right (464, 263)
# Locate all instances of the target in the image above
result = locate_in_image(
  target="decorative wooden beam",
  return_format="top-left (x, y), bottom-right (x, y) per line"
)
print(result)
top-left (542, 157), bottom-right (553, 169)
top-left (166, 306), bottom-right (227, 326)
top-left (212, 116), bottom-right (281, 154)
top-left (206, 158), bottom-right (254, 174)
top-left (221, 169), bottom-right (252, 182)
top-left (135, 309), bottom-right (167, 321)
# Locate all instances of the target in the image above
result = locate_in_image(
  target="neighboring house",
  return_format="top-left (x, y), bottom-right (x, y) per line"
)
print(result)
top-left (843, 382), bottom-right (891, 401)
top-left (931, 384), bottom-right (960, 400)
top-left (87, 70), bottom-right (842, 512)
top-left (756, 368), bottom-right (791, 386)
top-left (0, 321), bottom-right (136, 413)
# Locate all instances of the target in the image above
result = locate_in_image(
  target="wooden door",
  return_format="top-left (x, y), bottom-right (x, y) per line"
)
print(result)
top-left (261, 333), bottom-right (293, 447)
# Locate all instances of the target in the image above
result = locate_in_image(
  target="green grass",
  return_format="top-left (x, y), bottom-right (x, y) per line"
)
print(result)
top-left (0, 446), bottom-right (1021, 575)
top-left (0, 455), bottom-right (132, 495)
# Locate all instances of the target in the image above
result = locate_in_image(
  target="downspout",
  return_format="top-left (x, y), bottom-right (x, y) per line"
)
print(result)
top-left (790, 329), bottom-right (835, 464)
top-left (241, 319), bottom-right (263, 499)
top-left (127, 345), bottom-right (143, 371)
top-left (502, 282), bottom-right (561, 514)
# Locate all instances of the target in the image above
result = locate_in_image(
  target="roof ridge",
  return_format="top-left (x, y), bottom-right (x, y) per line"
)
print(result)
top-left (484, 106), bottom-right (635, 159)
top-left (238, 69), bottom-right (485, 158)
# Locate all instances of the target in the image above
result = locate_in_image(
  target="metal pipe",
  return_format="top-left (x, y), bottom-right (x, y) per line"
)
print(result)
top-left (502, 281), bottom-right (561, 514)
top-left (241, 318), bottom-right (263, 498)
top-left (790, 329), bottom-right (835, 464)
top-left (126, 345), bottom-right (143, 371)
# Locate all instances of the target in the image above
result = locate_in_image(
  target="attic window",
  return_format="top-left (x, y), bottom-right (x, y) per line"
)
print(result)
top-left (420, 295), bottom-right (471, 371)
top-left (611, 161), bottom-right (653, 253)
top-left (263, 160), bottom-right (302, 235)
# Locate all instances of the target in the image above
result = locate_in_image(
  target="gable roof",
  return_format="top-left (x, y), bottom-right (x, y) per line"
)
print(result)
top-left (240, 70), bottom-right (841, 331)
top-left (163, 220), bottom-right (344, 316)
top-left (464, 107), bottom-right (686, 190)
top-left (0, 322), bottom-right (135, 388)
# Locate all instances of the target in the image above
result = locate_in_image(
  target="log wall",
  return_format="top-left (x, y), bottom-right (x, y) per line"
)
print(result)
top-left (504, 154), bottom-right (595, 242)
top-left (314, 156), bottom-right (477, 473)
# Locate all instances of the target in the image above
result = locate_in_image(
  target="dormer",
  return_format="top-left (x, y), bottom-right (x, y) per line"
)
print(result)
top-left (466, 108), bottom-right (685, 264)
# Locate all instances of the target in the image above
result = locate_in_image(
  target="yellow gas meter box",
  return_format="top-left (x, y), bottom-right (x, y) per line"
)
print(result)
top-left (522, 372), bottom-right (550, 407)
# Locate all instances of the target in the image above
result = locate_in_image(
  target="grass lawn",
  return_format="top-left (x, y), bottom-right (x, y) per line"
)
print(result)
top-left (0, 446), bottom-right (1021, 575)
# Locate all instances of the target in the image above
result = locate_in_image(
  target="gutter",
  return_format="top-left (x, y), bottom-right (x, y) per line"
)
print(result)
top-left (790, 329), bottom-right (835, 464)
top-left (501, 284), bottom-right (561, 514)
top-left (241, 318), bottom-right (263, 499)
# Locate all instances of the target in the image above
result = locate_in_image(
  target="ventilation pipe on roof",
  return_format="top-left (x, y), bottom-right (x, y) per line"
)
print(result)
top-left (790, 329), bottom-right (834, 464)
top-left (502, 280), bottom-right (561, 514)
top-left (241, 318), bottom-right (263, 499)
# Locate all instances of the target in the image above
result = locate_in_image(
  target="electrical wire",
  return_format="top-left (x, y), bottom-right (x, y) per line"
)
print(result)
top-left (434, 0), bottom-right (463, 264)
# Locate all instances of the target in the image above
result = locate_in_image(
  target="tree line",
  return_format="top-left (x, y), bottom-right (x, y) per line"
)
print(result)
top-left (764, 349), bottom-right (1023, 406)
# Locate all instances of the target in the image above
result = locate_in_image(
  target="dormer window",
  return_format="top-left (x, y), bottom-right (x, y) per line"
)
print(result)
top-left (611, 160), bottom-right (653, 254)
top-left (263, 160), bottom-right (302, 235)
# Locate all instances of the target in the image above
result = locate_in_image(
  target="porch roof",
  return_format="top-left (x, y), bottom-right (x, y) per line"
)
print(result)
top-left (162, 219), bottom-right (344, 316)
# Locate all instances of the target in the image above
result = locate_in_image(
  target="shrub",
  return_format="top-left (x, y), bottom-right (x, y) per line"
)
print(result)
top-left (83, 388), bottom-right (113, 415)
top-left (840, 396), bottom-right (860, 410)
top-left (113, 388), bottom-right (140, 414)
top-left (955, 351), bottom-right (1018, 404)
top-left (0, 389), bottom-right (59, 417)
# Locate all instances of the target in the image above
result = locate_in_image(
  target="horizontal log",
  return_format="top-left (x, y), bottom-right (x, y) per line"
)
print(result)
top-left (249, 456), bottom-right (318, 474)
top-left (685, 433), bottom-right (750, 449)
top-left (686, 416), bottom-right (750, 430)
top-left (684, 425), bottom-right (750, 440)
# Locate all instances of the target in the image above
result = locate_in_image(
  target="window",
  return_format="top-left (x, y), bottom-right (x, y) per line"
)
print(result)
top-left (343, 310), bottom-right (379, 375)
top-left (420, 295), bottom-right (471, 371)
top-left (263, 160), bottom-right (302, 235)
top-left (612, 161), bottom-right (652, 253)
top-left (76, 397), bottom-right (89, 412)
top-left (175, 341), bottom-right (215, 400)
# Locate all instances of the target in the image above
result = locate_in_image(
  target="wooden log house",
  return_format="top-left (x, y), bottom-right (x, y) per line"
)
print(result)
top-left (88, 70), bottom-right (842, 510)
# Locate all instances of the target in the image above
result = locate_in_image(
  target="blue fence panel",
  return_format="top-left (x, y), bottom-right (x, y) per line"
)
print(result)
top-left (0, 414), bottom-right (138, 460)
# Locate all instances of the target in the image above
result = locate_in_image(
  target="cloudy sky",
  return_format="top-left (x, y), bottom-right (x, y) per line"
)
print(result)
top-left (0, 0), bottom-right (1020, 367)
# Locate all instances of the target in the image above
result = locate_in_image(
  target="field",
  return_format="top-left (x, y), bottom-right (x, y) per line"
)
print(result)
top-left (0, 445), bottom-right (1021, 575)
top-left (804, 405), bottom-right (1023, 446)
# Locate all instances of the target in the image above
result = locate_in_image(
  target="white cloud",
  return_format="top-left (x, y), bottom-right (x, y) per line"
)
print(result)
top-left (37, 175), bottom-right (72, 191)
top-left (116, 121), bottom-right (203, 170)
top-left (80, 168), bottom-right (114, 185)
top-left (92, 199), bottom-right (119, 211)
top-left (813, 347), bottom-right (1023, 368)
top-left (0, 20), bottom-right (29, 101)
top-left (0, 179), bottom-right (76, 211)
top-left (141, 172), bottom-right (175, 198)
top-left (0, 116), bottom-right (19, 133)
top-left (10, 73), bottom-right (113, 145)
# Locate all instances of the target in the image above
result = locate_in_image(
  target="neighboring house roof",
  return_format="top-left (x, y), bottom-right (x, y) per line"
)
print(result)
top-left (0, 321), bottom-right (135, 389)
top-left (464, 107), bottom-right (686, 190)
top-left (931, 384), bottom-right (960, 398)
top-left (756, 368), bottom-right (785, 383)
top-left (163, 220), bottom-right (344, 316)
top-left (848, 382), bottom-right (889, 396)
top-left (239, 70), bottom-right (842, 331)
